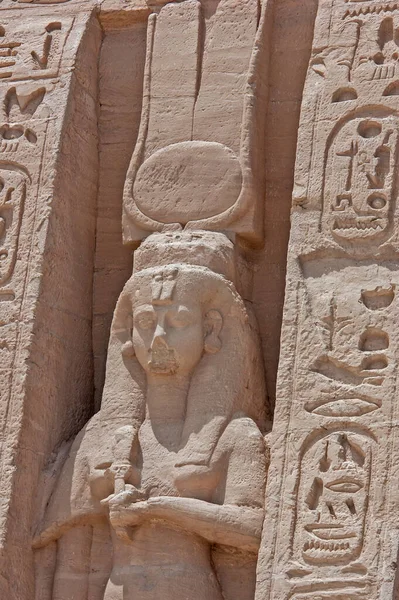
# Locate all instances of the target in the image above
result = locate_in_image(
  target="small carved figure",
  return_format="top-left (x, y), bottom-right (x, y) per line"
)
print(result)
top-left (0, 167), bottom-right (26, 285)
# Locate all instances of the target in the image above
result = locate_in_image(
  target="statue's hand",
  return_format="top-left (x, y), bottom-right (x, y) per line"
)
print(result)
top-left (108, 499), bottom-right (151, 529)
top-left (101, 484), bottom-right (145, 508)
top-left (107, 496), bottom-right (175, 530)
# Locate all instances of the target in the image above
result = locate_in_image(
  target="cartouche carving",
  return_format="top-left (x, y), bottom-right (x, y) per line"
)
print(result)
top-left (323, 116), bottom-right (398, 242)
top-left (295, 431), bottom-right (373, 566)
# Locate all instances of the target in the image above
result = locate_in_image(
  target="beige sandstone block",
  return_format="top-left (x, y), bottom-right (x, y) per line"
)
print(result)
top-left (0, 5), bottom-right (100, 599)
top-left (4, 1), bottom-right (394, 599)
top-left (257, 1), bottom-right (399, 599)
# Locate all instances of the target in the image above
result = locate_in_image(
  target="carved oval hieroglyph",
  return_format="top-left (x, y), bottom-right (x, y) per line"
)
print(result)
top-left (322, 113), bottom-right (399, 244)
top-left (294, 431), bottom-right (375, 567)
top-left (134, 141), bottom-right (242, 225)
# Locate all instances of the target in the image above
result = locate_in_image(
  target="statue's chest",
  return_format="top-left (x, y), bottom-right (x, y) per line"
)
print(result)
top-left (137, 420), bottom-right (182, 497)
top-left (137, 420), bottom-right (222, 501)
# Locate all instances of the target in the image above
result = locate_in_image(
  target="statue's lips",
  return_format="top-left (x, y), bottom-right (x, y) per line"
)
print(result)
top-left (305, 524), bottom-right (357, 541)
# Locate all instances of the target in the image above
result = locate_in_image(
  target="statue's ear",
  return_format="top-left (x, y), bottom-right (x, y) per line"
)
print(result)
top-left (121, 314), bottom-right (135, 358)
top-left (204, 309), bottom-right (223, 354)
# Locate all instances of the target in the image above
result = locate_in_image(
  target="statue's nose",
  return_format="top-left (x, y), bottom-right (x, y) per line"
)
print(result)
top-left (151, 323), bottom-right (168, 348)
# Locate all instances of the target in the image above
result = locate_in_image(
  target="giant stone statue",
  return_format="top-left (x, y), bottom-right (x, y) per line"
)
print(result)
top-left (33, 232), bottom-right (269, 600)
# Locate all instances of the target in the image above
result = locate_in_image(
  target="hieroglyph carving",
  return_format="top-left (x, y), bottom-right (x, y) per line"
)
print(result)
top-left (0, 18), bottom-right (72, 81)
top-left (295, 431), bottom-right (374, 565)
top-left (293, 1), bottom-right (399, 240)
top-left (323, 115), bottom-right (398, 242)
top-left (0, 13), bottom-right (99, 600)
top-left (0, 83), bottom-right (48, 299)
top-left (256, 1), bottom-right (399, 599)
top-left (33, 232), bottom-right (269, 600)
top-left (0, 167), bottom-right (27, 286)
top-left (0, 14), bottom-right (72, 298)
top-left (0, 14), bottom-right (72, 301)
top-left (299, 262), bottom-right (396, 420)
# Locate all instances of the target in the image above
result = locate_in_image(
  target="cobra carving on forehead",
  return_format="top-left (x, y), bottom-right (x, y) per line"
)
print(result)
top-left (132, 265), bottom-right (219, 309)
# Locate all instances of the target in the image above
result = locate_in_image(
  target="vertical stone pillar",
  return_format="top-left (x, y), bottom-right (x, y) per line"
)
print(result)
top-left (0, 2), bottom-right (100, 599)
top-left (92, 10), bottom-right (148, 411)
top-left (257, 2), bottom-right (399, 599)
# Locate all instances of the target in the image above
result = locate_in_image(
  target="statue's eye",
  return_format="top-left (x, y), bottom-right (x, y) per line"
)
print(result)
top-left (167, 309), bottom-right (192, 329)
top-left (134, 312), bottom-right (155, 330)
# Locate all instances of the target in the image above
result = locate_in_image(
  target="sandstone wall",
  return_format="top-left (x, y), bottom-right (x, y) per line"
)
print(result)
top-left (0, 2), bottom-right (395, 600)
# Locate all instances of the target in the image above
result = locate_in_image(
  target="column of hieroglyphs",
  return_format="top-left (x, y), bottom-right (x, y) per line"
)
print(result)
top-left (32, 2), bottom-right (274, 600)
top-left (0, 1), bottom-right (99, 598)
top-left (257, 1), bottom-right (399, 599)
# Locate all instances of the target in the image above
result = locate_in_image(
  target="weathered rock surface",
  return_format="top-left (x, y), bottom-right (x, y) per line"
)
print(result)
top-left (257, 1), bottom-right (399, 599)
top-left (1, 1), bottom-right (398, 600)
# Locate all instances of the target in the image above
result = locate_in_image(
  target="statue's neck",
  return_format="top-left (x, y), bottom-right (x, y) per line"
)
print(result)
top-left (145, 374), bottom-right (191, 449)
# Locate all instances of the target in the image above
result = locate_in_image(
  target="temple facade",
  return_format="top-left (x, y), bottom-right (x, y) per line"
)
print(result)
top-left (0, 1), bottom-right (397, 599)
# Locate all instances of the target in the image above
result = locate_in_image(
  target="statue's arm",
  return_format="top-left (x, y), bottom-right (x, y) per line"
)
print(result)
top-left (107, 417), bottom-right (268, 552)
top-left (159, 417), bottom-right (268, 551)
top-left (109, 497), bottom-right (264, 552)
top-left (109, 418), bottom-right (267, 552)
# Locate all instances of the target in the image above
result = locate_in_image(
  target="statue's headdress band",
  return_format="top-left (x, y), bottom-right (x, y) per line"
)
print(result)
top-left (133, 231), bottom-right (237, 285)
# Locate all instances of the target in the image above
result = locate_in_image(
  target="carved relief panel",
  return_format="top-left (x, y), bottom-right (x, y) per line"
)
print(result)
top-left (258, 261), bottom-right (399, 600)
top-left (298, 262), bottom-right (397, 420)
top-left (0, 12), bottom-right (73, 303)
top-left (294, 1), bottom-right (399, 230)
top-left (256, 1), bottom-right (399, 599)
top-left (0, 17), bottom-right (72, 80)
top-left (0, 9), bottom-right (99, 599)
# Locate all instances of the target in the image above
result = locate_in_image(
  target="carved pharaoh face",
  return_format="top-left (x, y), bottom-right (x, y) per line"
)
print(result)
top-left (296, 432), bottom-right (372, 566)
top-left (323, 116), bottom-right (398, 243)
top-left (132, 267), bottom-right (222, 376)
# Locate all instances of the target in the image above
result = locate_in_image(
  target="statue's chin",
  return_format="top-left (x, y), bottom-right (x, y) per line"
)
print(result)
top-left (147, 360), bottom-right (178, 375)
top-left (147, 348), bottom-right (179, 375)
